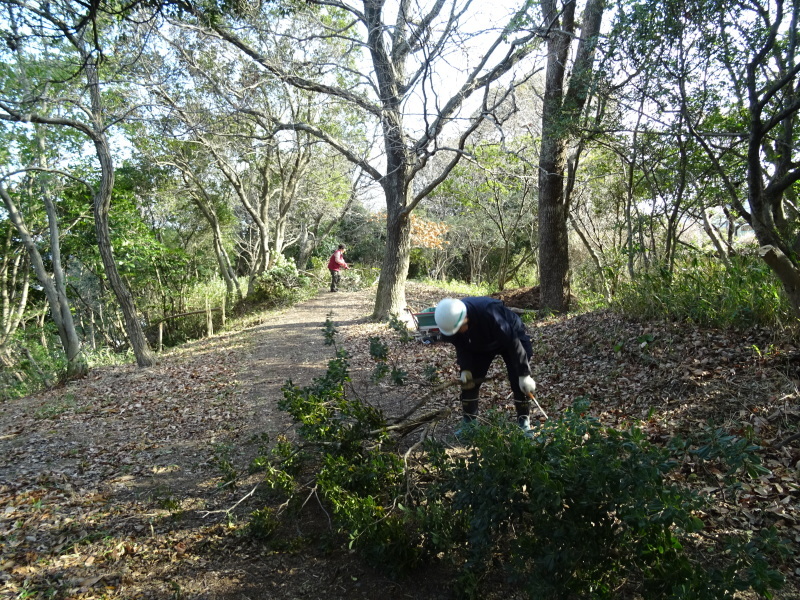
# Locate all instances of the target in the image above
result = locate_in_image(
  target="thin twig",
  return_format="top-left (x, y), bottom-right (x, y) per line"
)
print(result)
top-left (200, 482), bottom-right (260, 518)
top-left (775, 432), bottom-right (800, 448)
top-left (390, 376), bottom-right (495, 424)
top-left (374, 407), bottom-right (451, 437)
top-left (301, 484), bottom-right (332, 529)
top-left (404, 423), bottom-right (431, 465)
top-left (389, 380), bottom-right (458, 424)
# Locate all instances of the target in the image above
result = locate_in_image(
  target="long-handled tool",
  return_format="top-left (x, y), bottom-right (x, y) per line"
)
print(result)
top-left (528, 392), bottom-right (549, 420)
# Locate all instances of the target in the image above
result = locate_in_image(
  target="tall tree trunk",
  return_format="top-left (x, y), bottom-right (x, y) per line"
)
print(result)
top-left (271, 141), bottom-right (309, 266)
top-left (366, 0), bottom-right (413, 320)
top-left (538, 0), bottom-right (606, 312)
top-left (538, 0), bottom-right (577, 313)
top-left (373, 183), bottom-right (412, 319)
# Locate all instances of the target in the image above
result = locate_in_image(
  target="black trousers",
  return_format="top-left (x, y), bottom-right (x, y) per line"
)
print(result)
top-left (460, 341), bottom-right (533, 419)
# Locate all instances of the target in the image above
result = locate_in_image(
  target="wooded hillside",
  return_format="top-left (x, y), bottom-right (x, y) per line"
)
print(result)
top-left (0, 0), bottom-right (798, 391)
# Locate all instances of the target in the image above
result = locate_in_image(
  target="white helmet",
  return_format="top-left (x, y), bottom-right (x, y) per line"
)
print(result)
top-left (434, 298), bottom-right (467, 336)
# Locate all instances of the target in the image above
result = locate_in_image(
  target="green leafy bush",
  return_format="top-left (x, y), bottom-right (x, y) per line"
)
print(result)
top-left (248, 507), bottom-right (280, 540)
top-left (423, 403), bottom-right (778, 598)
top-left (248, 259), bottom-right (312, 309)
top-left (614, 255), bottom-right (792, 329)
top-left (275, 350), bottom-right (422, 568)
top-left (252, 333), bottom-right (785, 599)
top-left (0, 326), bottom-right (66, 401)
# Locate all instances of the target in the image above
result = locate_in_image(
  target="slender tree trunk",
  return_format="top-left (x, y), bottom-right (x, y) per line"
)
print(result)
top-left (295, 221), bottom-right (313, 270)
top-left (570, 215), bottom-right (612, 301)
top-left (272, 144), bottom-right (308, 265)
top-left (258, 184), bottom-right (272, 271)
top-left (0, 181), bottom-right (87, 378)
top-left (0, 243), bottom-right (29, 347)
top-left (191, 193), bottom-right (241, 299)
top-left (36, 128), bottom-right (87, 378)
top-left (702, 208), bottom-right (732, 269)
top-left (85, 60), bottom-right (155, 367)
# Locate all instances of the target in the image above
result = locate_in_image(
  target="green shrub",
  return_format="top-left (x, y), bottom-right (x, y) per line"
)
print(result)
top-left (614, 255), bottom-right (792, 329)
top-left (0, 326), bottom-right (66, 401)
top-left (147, 276), bottom-right (236, 346)
top-left (243, 259), bottom-right (313, 310)
top-left (274, 349), bottom-right (422, 568)
top-left (248, 506), bottom-right (280, 540)
top-left (421, 402), bottom-right (784, 599)
top-left (254, 329), bottom-right (785, 599)
top-left (415, 276), bottom-right (494, 297)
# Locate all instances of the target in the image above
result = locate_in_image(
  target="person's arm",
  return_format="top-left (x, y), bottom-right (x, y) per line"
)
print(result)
top-left (455, 344), bottom-right (468, 370)
top-left (510, 337), bottom-right (531, 376)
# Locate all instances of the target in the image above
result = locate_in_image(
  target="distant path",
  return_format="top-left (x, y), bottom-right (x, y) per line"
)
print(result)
top-left (232, 289), bottom-right (377, 446)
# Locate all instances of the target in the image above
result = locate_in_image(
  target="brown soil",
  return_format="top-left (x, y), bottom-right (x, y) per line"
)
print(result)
top-left (2, 283), bottom-right (799, 599)
top-left (490, 285), bottom-right (541, 309)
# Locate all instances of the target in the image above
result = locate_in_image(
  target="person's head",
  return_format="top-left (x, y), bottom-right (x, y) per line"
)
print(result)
top-left (434, 298), bottom-right (468, 335)
top-left (338, 244), bottom-right (346, 251)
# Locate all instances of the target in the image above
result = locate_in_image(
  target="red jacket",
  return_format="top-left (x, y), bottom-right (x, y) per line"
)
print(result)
top-left (328, 249), bottom-right (348, 271)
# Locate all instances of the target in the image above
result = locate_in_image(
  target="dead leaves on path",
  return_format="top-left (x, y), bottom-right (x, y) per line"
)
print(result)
top-left (2, 284), bottom-right (800, 597)
top-left (0, 345), bottom-right (246, 599)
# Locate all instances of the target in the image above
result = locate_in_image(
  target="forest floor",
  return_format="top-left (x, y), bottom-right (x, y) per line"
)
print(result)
top-left (1, 281), bottom-right (800, 599)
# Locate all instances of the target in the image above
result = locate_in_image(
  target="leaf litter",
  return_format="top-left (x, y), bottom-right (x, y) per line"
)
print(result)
top-left (1, 282), bottom-right (799, 599)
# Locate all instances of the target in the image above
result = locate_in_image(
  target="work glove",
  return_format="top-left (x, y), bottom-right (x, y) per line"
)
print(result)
top-left (519, 375), bottom-right (536, 396)
top-left (459, 370), bottom-right (475, 390)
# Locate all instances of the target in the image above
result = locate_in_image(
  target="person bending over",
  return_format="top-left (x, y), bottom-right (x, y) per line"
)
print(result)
top-left (434, 296), bottom-right (536, 436)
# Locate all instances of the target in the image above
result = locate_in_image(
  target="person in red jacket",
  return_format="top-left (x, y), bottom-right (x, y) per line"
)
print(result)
top-left (327, 244), bottom-right (349, 292)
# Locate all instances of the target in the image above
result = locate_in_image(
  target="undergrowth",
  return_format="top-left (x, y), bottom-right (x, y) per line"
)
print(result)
top-left (237, 320), bottom-right (787, 600)
top-left (614, 255), bottom-right (793, 329)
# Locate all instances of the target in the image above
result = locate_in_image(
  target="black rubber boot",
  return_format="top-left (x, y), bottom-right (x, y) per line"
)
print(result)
top-left (462, 399), bottom-right (479, 422)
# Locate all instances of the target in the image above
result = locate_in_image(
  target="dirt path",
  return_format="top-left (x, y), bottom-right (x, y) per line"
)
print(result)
top-left (0, 288), bottom-right (452, 600)
top-left (232, 290), bottom-right (378, 446)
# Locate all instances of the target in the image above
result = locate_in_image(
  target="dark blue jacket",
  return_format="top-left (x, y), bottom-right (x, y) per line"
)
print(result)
top-left (440, 296), bottom-right (531, 376)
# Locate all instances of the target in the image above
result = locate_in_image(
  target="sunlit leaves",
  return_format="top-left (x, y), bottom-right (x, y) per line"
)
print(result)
top-left (369, 211), bottom-right (451, 250)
